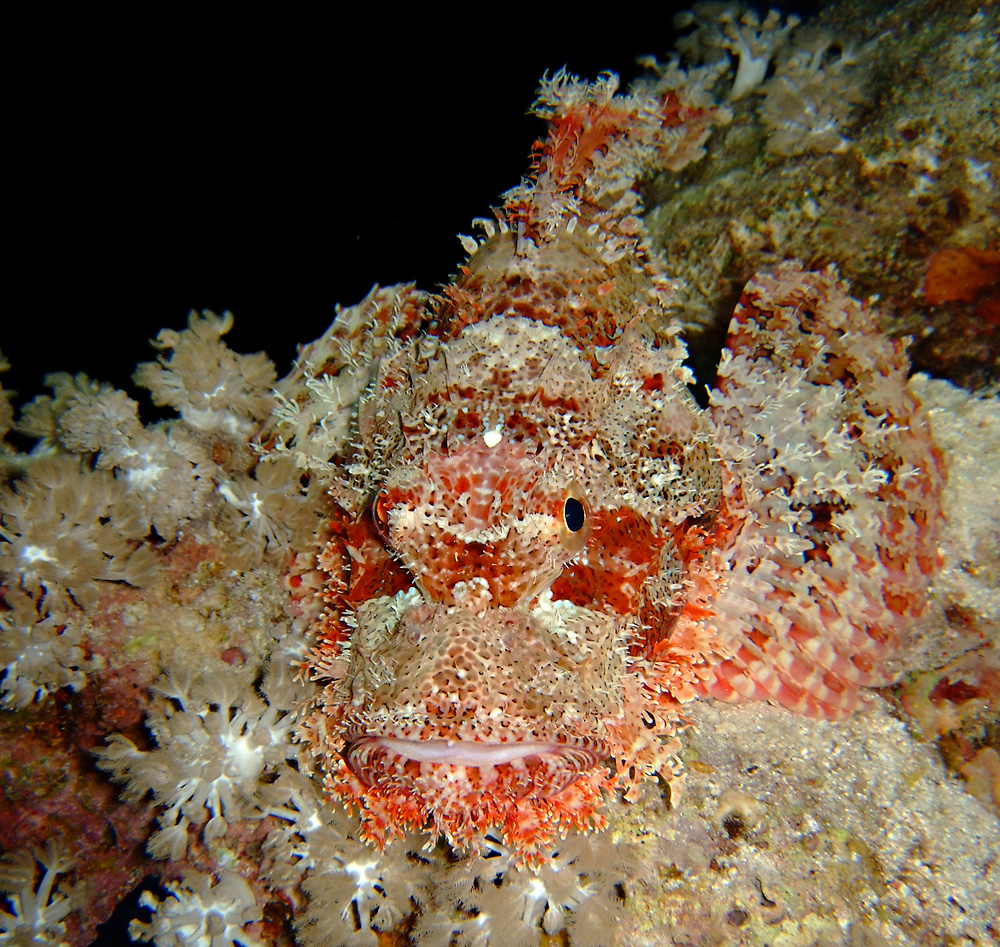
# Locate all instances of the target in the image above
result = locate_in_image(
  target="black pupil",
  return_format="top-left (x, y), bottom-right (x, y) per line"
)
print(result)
top-left (564, 497), bottom-right (585, 532)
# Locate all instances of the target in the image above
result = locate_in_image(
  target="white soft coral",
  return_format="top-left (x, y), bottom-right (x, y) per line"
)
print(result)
top-left (133, 310), bottom-right (276, 436)
top-left (0, 842), bottom-right (79, 947)
top-left (260, 769), bottom-right (431, 944)
top-left (57, 384), bottom-right (218, 539)
top-left (0, 588), bottom-right (94, 710)
top-left (216, 456), bottom-right (320, 563)
top-left (129, 871), bottom-right (263, 947)
top-left (95, 665), bottom-right (300, 860)
top-left (0, 455), bottom-right (157, 612)
top-left (675, 3), bottom-right (801, 99)
top-left (114, 426), bottom-right (219, 538)
top-left (401, 830), bottom-right (630, 947)
top-left (760, 34), bottom-right (868, 155)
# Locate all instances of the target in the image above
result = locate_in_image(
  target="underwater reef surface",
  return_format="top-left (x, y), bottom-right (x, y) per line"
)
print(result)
top-left (2, 2), bottom-right (998, 946)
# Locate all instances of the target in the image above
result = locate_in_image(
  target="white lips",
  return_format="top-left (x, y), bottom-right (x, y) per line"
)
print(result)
top-left (377, 737), bottom-right (562, 766)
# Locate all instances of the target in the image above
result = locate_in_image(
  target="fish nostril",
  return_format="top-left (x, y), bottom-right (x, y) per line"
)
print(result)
top-left (372, 489), bottom-right (398, 544)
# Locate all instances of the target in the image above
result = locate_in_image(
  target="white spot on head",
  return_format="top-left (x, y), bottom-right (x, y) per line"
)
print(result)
top-left (483, 426), bottom-right (503, 448)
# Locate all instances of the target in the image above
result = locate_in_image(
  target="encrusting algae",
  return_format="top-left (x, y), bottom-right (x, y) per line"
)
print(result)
top-left (2, 2), bottom-right (999, 945)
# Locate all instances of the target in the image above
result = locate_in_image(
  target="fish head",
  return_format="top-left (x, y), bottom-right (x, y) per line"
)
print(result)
top-left (322, 313), bottom-right (724, 851)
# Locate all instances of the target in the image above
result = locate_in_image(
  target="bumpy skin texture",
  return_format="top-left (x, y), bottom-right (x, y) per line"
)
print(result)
top-left (292, 73), bottom-right (945, 858)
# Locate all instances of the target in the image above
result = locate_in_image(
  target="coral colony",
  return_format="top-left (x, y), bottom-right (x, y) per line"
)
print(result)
top-left (2, 4), bottom-right (999, 947)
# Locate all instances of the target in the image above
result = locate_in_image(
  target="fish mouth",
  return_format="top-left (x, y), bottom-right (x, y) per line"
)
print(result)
top-left (374, 737), bottom-right (565, 767)
top-left (343, 734), bottom-right (608, 799)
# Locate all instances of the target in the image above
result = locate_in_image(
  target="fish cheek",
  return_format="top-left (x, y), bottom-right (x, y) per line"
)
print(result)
top-left (549, 507), bottom-right (666, 619)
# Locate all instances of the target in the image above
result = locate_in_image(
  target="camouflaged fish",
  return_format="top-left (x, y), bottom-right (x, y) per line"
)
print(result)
top-left (276, 71), bottom-right (945, 859)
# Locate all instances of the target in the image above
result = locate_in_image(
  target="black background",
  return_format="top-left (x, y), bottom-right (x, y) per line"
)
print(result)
top-left (6, 6), bottom-right (822, 416)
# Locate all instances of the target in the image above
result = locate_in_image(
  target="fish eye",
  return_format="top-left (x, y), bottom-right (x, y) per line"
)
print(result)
top-left (558, 483), bottom-right (592, 553)
top-left (564, 496), bottom-right (585, 533)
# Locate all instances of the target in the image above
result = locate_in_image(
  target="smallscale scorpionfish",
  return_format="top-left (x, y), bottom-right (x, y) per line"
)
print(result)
top-left (281, 70), bottom-right (945, 860)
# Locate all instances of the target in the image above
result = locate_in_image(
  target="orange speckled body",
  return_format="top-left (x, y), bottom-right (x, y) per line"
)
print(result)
top-left (290, 73), bottom-right (945, 859)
